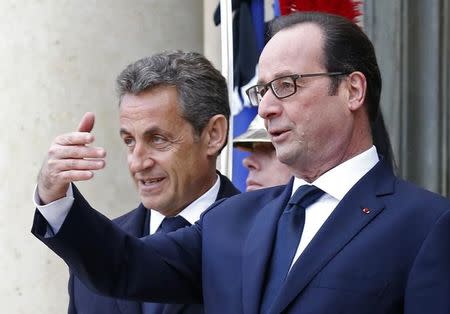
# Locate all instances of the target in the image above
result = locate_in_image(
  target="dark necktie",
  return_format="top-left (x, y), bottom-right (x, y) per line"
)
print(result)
top-left (142, 215), bottom-right (191, 314)
top-left (260, 185), bottom-right (325, 313)
top-left (158, 216), bottom-right (191, 233)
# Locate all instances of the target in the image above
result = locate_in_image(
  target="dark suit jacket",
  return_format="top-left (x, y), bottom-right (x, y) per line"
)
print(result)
top-left (33, 160), bottom-right (450, 314)
top-left (67, 173), bottom-right (240, 314)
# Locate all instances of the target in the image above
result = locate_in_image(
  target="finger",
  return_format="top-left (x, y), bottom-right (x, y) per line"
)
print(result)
top-left (57, 170), bottom-right (97, 182)
top-left (48, 145), bottom-right (106, 160)
top-left (77, 112), bottom-right (95, 133)
top-left (54, 132), bottom-right (95, 146)
top-left (48, 158), bottom-right (105, 172)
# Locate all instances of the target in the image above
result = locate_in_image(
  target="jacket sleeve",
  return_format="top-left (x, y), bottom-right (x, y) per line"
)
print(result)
top-left (67, 270), bottom-right (76, 314)
top-left (404, 209), bottom-right (450, 313)
top-left (31, 186), bottom-right (203, 304)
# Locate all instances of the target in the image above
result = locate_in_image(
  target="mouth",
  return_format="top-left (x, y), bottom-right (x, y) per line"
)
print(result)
top-left (246, 179), bottom-right (263, 191)
top-left (269, 128), bottom-right (289, 142)
top-left (137, 176), bottom-right (166, 193)
top-left (140, 178), bottom-right (164, 185)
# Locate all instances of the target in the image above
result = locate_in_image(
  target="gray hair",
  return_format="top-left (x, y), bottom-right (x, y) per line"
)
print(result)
top-left (116, 51), bottom-right (230, 149)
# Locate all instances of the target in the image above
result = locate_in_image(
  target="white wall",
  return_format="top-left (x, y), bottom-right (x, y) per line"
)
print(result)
top-left (0, 0), bottom-right (202, 312)
top-left (203, 0), bottom-right (221, 69)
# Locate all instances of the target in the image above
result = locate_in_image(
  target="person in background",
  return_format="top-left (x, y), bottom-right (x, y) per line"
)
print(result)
top-left (233, 114), bottom-right (292, 191)
top-left (32, 12), bottom-right (450, 314)
top-left (38, 51), bottom-right (240, 314)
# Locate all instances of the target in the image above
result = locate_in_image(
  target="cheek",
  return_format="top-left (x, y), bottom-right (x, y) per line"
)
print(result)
top-left (258, 156), bottom-right (277, 174)
top-left (299, 98), bottom-right (348, 140)
top-left (126, 156), bottom-right (136, 178)
top-left (165, 152), bottom-right (193, 186)
top-left (284, 101), bottom-right (315, 134)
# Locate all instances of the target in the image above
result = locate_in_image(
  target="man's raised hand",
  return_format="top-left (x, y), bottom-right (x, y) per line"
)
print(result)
top-left (37, 112), bottom-right (106, 204)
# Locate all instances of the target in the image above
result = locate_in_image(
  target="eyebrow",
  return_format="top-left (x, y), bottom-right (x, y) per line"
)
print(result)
top-left (119, 127), bottom-right (170, 139)
top-left (119, 128), bottom-right (129, 136)
top-left (257, 71), bottom-right (296, 85)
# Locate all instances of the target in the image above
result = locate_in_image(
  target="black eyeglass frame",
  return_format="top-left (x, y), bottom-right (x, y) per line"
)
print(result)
top-left (245, 72), bottom-right (348, 106)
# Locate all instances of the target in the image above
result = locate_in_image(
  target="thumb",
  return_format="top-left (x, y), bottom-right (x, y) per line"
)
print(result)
top-left (77, 112), bottom-right (95, 133)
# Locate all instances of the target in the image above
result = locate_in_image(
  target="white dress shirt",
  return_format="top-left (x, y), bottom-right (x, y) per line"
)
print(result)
top-left (289, 146), bottom-right (379, 269)
top-left (148, 175), bottom-right (220, 234)
top-left (34, 175), bottom-right (221, 235)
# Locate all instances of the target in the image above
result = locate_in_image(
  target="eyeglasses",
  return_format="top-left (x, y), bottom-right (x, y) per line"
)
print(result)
top-left (245, 72), bottom-right (347, 106)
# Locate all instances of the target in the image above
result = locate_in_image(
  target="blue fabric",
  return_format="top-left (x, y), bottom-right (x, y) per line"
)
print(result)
top-left (158, 216), bottom-right (191, 233)
top-left (261, 185), bottom-right (324, 313)
top-left (33, 160), bottom-right (450, 314)
top-left (273, 0), bottom-right (281, 17)
top-left (250, 0), bottom-right (265, 54)
top-left (64, 173), bottom-right (239, 314)
top-left (232, 106), bottom-right (258, 192)
top-left (142, 216), bottom-right (191, 314)
top-left (142, 301), bottom-right (165, 314)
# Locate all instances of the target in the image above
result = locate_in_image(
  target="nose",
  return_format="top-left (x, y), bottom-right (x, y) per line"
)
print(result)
top-left (128, 143), bottom-right (155, 173)
top-left (258, 89), bottom-right (282, 120)
top-left (242, 153), bottom-right (260, 171)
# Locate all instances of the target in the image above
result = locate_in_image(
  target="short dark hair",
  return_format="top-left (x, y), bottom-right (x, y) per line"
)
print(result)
top-left (116, 51), bottom-right (230, 151)
top-left (268, 12), bottom-right (382, 123)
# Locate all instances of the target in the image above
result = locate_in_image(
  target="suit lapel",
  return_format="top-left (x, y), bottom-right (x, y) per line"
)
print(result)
top-left (118, 204), bottom-right (149, 238)
top-left (269, 160), bottom-right (396, 314)
top-left (217, 172), bottom-right (241, 199)
top-left (242, 180), bottom-right (294, 314)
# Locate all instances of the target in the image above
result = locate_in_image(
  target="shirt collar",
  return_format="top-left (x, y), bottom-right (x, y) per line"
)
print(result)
top-left (149, 174), bottom-right (221, 235)
top-left (292, 146), bottom-right (380, 201)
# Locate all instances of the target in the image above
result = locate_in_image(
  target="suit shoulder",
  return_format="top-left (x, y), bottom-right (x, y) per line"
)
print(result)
top-left (395, 178), bottom-right (450, 208)
top-left (226, 185), bottom-right (286, 203)
top-left (390, 179), bottom-right (450, 225)
top-left (202, 185), bottom-right (287, 218)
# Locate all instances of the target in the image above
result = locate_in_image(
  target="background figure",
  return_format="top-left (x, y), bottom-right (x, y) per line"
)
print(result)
top-left (32, 12), bottom-right (450, 314)
top-left (233, 114), bottom-right (291, 191)
top-left (45, 51), bottom-right (239, 314)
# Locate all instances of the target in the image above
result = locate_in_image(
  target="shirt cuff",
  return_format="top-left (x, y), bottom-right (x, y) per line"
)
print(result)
top-left (33, 184), bottom-right (75, 235)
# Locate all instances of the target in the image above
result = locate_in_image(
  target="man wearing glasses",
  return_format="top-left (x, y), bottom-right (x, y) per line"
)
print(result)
top-left (247, 72), bottom-right (346, 105)
top-left (33, 12), bottom-right (450, 313)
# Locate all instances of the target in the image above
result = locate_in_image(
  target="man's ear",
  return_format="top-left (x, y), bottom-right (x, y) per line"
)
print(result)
top-left (202, 114), bottom-right (228, 156)
top-left (346, 71), bottom-right (367, 111)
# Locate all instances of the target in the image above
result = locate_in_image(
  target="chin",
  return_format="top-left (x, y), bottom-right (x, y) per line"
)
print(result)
top-left (141, 197), bottom-right (160, 210)
top-left (246, 182), bottom-right (265, 191)
top-left (276, 151), bottom-right (295, 166)
top-left (141, 201), bottom-right (154, 209)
